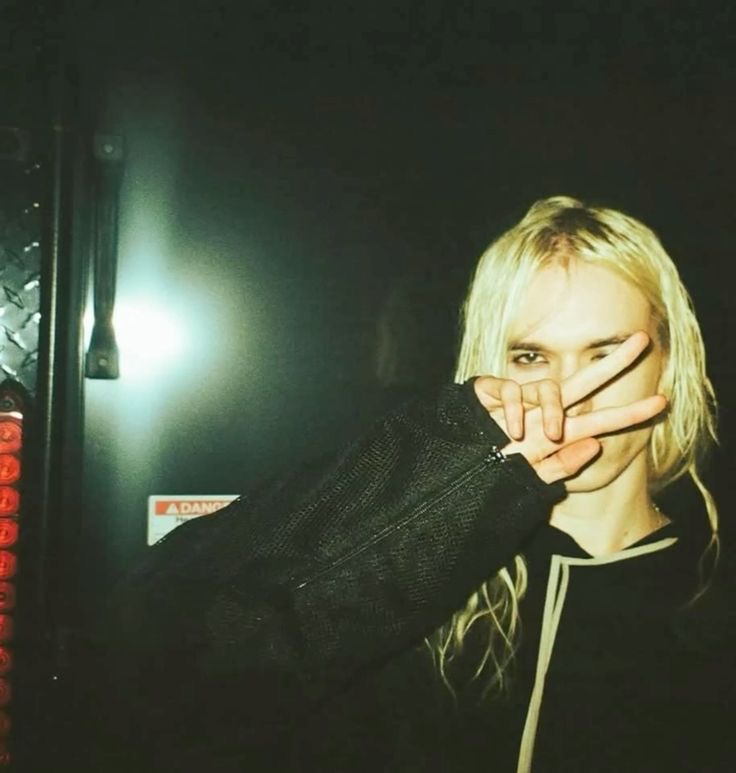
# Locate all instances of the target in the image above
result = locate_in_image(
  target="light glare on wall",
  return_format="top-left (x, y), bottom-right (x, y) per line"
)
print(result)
top-left (84, 298), bottom-right (187, 381)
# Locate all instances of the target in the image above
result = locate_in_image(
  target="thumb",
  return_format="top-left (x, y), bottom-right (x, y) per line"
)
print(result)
top-left (532, 438), bottom-right (601, 485)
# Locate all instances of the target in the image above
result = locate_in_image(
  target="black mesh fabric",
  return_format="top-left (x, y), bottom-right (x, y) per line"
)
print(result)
top-left (78, 382), bottom-right (564, 771)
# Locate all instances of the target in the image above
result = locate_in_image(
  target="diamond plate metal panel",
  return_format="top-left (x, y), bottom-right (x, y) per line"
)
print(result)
top-left (0, 160), bottom-right (42, 394)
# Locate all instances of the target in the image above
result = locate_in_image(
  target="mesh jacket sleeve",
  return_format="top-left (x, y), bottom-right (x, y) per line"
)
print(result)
top-left (83, 381), bottom-right (564, 770)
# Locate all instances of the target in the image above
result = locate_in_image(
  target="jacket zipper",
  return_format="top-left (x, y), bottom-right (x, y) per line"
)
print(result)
top-left (293, 447), bottom-right (506, 591)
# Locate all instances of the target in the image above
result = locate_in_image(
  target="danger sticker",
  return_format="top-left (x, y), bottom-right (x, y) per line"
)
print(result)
top-left (147, 494), bottom-right (239, 545)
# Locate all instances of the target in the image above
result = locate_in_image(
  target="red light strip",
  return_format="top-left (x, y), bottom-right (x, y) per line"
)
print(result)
top-left (0, 387), bottom-right (23, 767)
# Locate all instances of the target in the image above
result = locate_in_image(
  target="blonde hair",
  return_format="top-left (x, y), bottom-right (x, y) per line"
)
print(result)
top-left (430, 196), bottom-right (718, 694)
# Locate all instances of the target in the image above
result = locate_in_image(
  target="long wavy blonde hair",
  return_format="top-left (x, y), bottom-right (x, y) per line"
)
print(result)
top-left (430, 196), bottom-right (718, 694)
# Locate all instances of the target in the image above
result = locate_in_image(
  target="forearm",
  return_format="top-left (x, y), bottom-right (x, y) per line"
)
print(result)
top-left (85, 382), bottom-right (563, 767)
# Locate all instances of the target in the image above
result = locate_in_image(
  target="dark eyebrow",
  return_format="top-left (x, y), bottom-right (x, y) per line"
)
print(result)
top-left (507, 333), bottom-right (634, 352)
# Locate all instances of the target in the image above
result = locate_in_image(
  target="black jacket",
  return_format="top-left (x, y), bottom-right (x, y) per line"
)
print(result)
top-left (80, 382), bottom-right (735, 772)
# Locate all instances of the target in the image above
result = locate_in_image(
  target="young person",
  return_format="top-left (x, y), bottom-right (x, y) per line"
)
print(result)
top-left (85, 197), bottom-right (733, 772)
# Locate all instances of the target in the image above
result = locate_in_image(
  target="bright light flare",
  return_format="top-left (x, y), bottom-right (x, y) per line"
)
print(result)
top-left (84, 298), bottom-right (188, 382)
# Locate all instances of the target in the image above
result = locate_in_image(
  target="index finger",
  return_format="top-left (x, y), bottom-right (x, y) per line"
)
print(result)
top-left (560, 331), bottom-right (651, 408)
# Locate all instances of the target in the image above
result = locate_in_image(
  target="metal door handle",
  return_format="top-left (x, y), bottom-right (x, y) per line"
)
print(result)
top-left (85, 133), bottom-right (124, 379)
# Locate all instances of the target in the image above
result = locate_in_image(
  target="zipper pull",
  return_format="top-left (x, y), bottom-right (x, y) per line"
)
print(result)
top-left (486, 446), bottom-right (508, 464)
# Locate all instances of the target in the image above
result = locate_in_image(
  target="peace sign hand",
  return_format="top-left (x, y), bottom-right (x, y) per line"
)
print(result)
top-left (473, 331), bottom-right (667, 484)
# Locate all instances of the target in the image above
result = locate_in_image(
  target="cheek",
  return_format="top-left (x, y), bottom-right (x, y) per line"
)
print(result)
top-left (596, 425), bottom-right (654, 480)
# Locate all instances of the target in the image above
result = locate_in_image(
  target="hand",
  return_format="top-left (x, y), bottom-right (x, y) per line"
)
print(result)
top-left (473, 331), bottom-right (667, 484)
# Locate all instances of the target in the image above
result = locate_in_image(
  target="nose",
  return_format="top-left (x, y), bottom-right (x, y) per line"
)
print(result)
top-left (557, 355), bottom-right (594, 418)
top-left (556, 354), bottom-right (583, 383)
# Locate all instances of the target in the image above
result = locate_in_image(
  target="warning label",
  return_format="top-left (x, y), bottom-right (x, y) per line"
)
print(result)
top-left (147, 494), bottom-right (239, 545)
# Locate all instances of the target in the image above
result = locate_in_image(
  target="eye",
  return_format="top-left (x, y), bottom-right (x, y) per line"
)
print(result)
top-left (511, 352), bottom-right (547, 366)
top-left (591, 349), bottom-right (614, 361)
